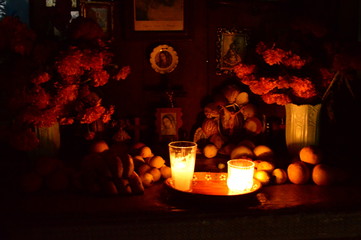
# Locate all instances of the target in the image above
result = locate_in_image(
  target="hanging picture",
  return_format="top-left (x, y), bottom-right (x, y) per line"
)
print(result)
top-left (150, 44), bottom-right (179, 74)
top-left (80, 1), bottom-right (116, 39)
top-left (216, 27), bottom-right (249, 75)
top-left (133, 0), bottom-right (184, 31)
top-left (156, 108), bottom-right (183, 141)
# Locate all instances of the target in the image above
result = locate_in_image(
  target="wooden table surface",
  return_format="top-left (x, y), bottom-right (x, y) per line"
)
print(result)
top-left (1, 156), bottom-right (361, 240)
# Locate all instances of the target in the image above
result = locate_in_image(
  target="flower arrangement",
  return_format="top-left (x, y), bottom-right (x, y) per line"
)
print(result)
top-left (1, 16), bottom-right (130, 151)
top-left (233, 20), bottom-right (361, 106)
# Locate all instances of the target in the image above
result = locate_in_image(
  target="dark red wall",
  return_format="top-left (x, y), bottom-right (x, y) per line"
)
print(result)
top-left (29, 0), bottom-right (360, 142)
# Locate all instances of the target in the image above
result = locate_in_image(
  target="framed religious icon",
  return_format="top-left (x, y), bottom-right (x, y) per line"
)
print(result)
top-left (125, 0), bottom-right (190, 39)
top-left (156, 108), bottom-right (183, 140)
top-left (133, 0), bottom-right (185, 31)
top-left (71, 0), bottom-right (79, 9)
top-left (150, 44), bottom-right (179, 74)
top-left (80, 1), bottom-right (115, 39)
top-left (216, 27), bottom-right (250, 75)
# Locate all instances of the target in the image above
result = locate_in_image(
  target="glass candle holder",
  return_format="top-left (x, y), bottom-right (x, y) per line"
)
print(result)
top-left (168, 141), bottom-right (197, 191)
top-left (227, 159), bottom-right (255, 192)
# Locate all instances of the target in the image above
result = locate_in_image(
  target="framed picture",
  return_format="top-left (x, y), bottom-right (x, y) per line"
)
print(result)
top-left (216, 27), bottom-right (249, 75)
top-left (71, 0), bottom-right (79, 9)
top-left (125, 0), bottom-right (190, 39)
top-left (134, 0), bottom-right (184, 31)
top-left (156, 108), bottom-right (183, 140)
top-left (80, 1), bottom-right (115, 39)
top-left (150, 44), bottom-right (179, 74)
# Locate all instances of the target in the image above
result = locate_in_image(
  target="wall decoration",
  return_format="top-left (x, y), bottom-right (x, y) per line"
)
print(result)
top-left (46, 0), bottom-right (56, 7)
top-left (80, 1), bottom-right (115, 39)
top-left (133, 0), bottom-right (184, 31)
top-left (216, 27), bottom-right (249, 75)
top-left (125, 0), bottom-right (190, 39)
top-left (150, 44), bottom-right (179, 74)
top-left (156, 108), bottom-right (183, 140)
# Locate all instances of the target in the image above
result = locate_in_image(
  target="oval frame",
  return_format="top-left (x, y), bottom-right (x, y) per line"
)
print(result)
top-left (150, 44), bottom-right (178, 74)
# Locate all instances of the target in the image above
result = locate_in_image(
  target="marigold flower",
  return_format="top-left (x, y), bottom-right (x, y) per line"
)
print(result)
top-left (79, 105), bottom-right (106, 124)
top-left (114, 66), bottom-right (131, 81)
top-left (90, 70), bottom-right (109, 87)
top-left (55, 84), bottom-right (79, 105)
top-left (31, 72), bottom-right (51, 85)
top-left (59, 117), bottom-right (74, 125)
top-left (289, 76), bottom-right (317, 99)
top-left (31, 86), bottom-right (51, 109)
top-left (255, 42), bottom-right (267, 55)
top-left (233, 64), bottom-right (255, 79)
top-left (261, 93), bottom-right (292, 105)
top-left (102, 105), bottom-right (115, 123)
top-left (283, 53), bottom-right (307, 69)
top-left (262, 48), bottom-right (287, 66)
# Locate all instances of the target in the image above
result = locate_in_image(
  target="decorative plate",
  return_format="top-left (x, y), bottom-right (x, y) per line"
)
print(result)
top-left (150, 44), bottom-right (178, 74)
top-left (165, 172), bottom-right (262, 197)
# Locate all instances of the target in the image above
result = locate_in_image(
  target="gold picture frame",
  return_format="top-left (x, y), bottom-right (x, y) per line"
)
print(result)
top-left (216, 27), bottom-right (249, 75)
top-left (80, 1), bottom-right (116, 39)
top-left (150, 44), bottom-right (179, 74)
top-left (156, 108), bottom-right (183, 140)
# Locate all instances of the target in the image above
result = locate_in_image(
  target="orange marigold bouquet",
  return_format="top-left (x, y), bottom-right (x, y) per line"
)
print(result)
top-left (1, 16), bottom-right (130, 151)
top-left (233, 21), bottom-right (361, 106)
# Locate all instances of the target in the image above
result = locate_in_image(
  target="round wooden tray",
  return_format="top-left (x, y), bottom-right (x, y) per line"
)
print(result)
top-left (165, 172), bottom-right (262, 197)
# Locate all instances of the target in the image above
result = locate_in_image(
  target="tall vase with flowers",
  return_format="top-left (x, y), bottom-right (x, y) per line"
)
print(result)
top-left (1, 16), bottom-right (131, 158)
top-left (233, 20), bottom-right (361, 157)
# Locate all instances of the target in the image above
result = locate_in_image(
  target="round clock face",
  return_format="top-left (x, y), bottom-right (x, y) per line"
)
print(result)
top-left (150, 44), bottom-right (178, 74)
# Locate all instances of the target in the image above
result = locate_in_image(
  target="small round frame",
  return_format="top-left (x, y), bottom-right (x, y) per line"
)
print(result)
top-left (150, 44), bottom-right (178, 74)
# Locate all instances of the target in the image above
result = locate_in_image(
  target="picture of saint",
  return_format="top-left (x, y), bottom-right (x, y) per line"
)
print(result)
top-left (135, 0), bottom-right (183, 21)
top-left (156, 51), bottom-right (172, 68)
top-left (87, 7), bottom-right (108, 33)
top-left (222, 34), bottom-right (246, 68)
top-left (161, 113), bottom-right (177, 135)
top-left (222, 43), bottom-right (242, 68)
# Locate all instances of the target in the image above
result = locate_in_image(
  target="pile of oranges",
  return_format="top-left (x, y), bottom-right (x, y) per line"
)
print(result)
top-left (287, 145), bottom-right (348, 186)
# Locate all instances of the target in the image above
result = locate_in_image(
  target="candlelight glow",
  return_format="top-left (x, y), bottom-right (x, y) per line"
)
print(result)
top-left (169, 141), bottom-right (197, 191)
top-left (227, 159), bottom-right (255, 192)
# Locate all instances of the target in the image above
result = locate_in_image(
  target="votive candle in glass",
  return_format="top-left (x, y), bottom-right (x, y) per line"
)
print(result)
top-left (227, 159), bottom-right (255, 192)
top-left (168, 141), bottom-right (197, 191)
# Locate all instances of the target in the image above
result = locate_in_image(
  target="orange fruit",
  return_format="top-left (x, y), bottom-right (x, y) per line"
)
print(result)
top-left (148, 167), bottom-right (162, 182)
top-left (148, 155), bottom-right (166, 168)
top-left (203, 144), bottom-right (218, 158)
top-left (299, 145), bottom-right (322, 165)
top-left (272, 168), bottom-right (288, 184)
top-left (230, 145), bottom-right (253, 159)
top-left (235, 92), bottom-right (249, 106)
top-left (312, 164), bottom-right (336, 186)
top-left (139, 146), bottom-right (154, 159)
top-left (141, 172), bottom-right (154, 187)
top-left (256, 161), bottom-right (275, 173)
top-left (287, 161), bottom-right (311, 184)
top-left (253, 145), bottom-right (274, 161)
top-left (254, 170), bottom-right (271, 185)
top-left (160, 165), bottom-right (172, 179)
top-left (243, 117), bottom-right (262, 134)
top-left (137, 163), bottom-right (152, 176)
